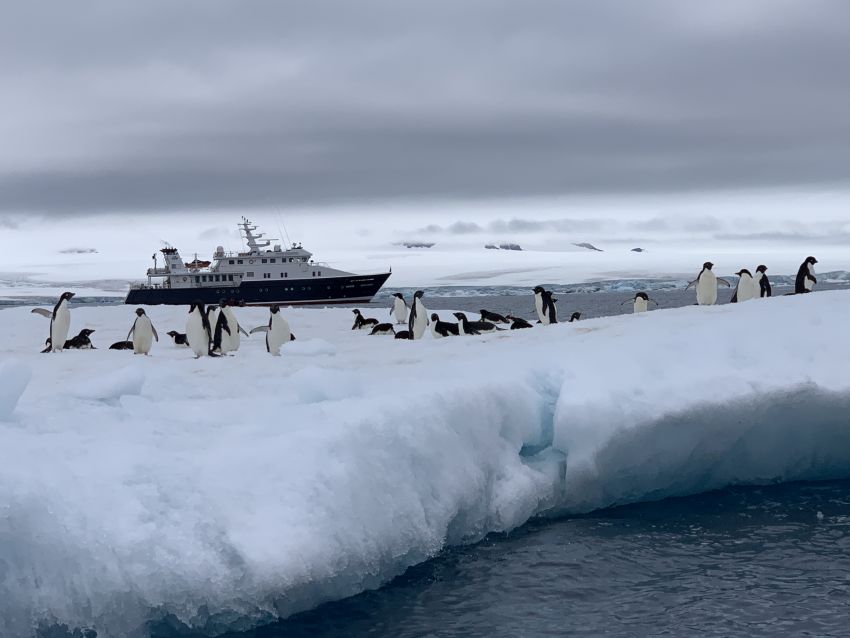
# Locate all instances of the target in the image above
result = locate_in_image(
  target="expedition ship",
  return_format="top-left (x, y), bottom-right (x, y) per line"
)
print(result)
top-left (125, 218), bottom-right (391, 305)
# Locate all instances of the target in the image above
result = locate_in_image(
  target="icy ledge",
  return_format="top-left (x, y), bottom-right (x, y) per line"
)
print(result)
top-left (1, 293), bottom-right (849, 636)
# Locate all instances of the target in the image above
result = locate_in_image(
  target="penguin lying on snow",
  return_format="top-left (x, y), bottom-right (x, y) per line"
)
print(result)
top-left (568, 312), bottom-right (581, 322)
top-left (453, 312), bottom-right (503, 335)
top-left (394, 330), bottom-right (411, 339)
top-left (369, 323), bottom-right (396, 335)
top-left (166, 331), bottom-right (191, 346)
top-left (686, 262), bottom-right (730, 305)
top-left (794, 256), bottom-right (818, 294)
top-left (506, 315), bottom-right (533, 329)
top-left (351, 309), bottom-right (379, 330)
top-left (31, 291), bottom-right (75, 353)
top-left (430, 313), bottom-right (459, 338)
top-left (109, 340), bottom-right (134, 350)
top-left (479, 309), bottom-right (509, 324)
top-left (64, 328), bottom-right (96, 349)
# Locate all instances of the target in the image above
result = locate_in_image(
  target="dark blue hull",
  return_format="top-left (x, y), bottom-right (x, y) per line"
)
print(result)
top-left (125, 272), bottom-right (391, 306)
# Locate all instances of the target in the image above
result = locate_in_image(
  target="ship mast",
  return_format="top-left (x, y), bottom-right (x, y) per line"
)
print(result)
top-left (239, 217), bottom-right (277, 254)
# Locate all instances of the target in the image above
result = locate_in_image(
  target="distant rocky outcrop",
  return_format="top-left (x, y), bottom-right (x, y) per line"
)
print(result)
top-left (485, 244), bottom-right (499, 250)
top-left (58, 248), bottom-right (98, 254)
top-left (394, 241), bottom-right (435, 249)
top-left (484, 243), bottom-right (523, 251)
top-left (574, 242), bottom-right (603, 252)
top-left (631, 247), bottom-right (646, 253)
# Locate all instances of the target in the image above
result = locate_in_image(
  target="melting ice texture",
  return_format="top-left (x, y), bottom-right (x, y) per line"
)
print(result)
top-left (1, 292), bottom-right (850, 636)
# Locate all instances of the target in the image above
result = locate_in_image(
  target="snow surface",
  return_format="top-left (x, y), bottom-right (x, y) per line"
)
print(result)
top-left (2, 293), bottom-right (850, 636)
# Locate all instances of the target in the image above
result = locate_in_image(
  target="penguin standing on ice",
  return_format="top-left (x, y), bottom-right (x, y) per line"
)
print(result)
top-left (408, 290), bottom-right (429, 340)
top-left (430, 313), bottom-right (460, 338)
top-left (754, 265), bottom-right (772, 298)
top-left (32, 291), bottom-right (75, 353)
top-left (541, 290), bottom-right (558, 324)
top-left (730, 269), bottom-right (758, 303)
top-left (389, 293), bottom-right (408, 324)
top-left (219, 299), bottom-right (249, 353)
top-left (252, 305), bottom-right (290, 356)
top-left (686, 262), bottom-right (730, 305)
top-left (795, 256), bottom-right (818, 293)
top-left (210, 308), bottom-right (232, 355)
top-left (532, 286), bottom-right (547, 323)
top-left (622, 292), bottom-right (657, 314)
top-left (127, 307), bottom-right (158, 355)
top-left (186, 302), bottom-right (212, 358)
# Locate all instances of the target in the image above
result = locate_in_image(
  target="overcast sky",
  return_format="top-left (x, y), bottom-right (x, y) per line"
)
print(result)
top-left (2, 0), bottom-right (850, 216)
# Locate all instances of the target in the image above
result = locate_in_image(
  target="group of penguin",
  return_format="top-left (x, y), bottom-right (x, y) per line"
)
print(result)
top-left (350, 287), bottom-right (582, 340)
top-left (31, 297), bottom-right (296, 358)
top-left (30, 256), bottom-right (822, 354)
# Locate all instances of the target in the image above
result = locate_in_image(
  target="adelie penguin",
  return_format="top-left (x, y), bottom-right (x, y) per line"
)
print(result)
top-left (352, 309), bottom-right (379, 330)
top-left (540, 290), bottom-right (557, 324)
top-left (430, 313), bottom-right (460, 338)
top-left (250, 305), bottom-right (291, 356)
top-left (453, 312), bottom-right (502, 336)
top-left (186, 301), bottom-right (213, 358)
top-left (389, 293), bottom-right (408, 324)
top-left (795, 256), bottom-right (818, 294)
top-left (567, 312), bottom-right (581, 322)
top-left (127, 307), bottom-right (159, 355)
top-left (109, 340), bottom-right (134, 350)
top-left (408, 290), bottom-right (429, 340)
top-left (686, 262), bottom-right (730, 305)
top-left (394, 330), bottom-right (411, 340)
top-left (622, 292), bottom-right (657, 314)
top-left (754, 265), bottom-right (771, 298)
top-left (730, 269), bottom-right (758, 303)
top-left (506, 314), bottom-right (533, 330)
top-left (369, 323), bottom-right (396, 336)
top-left (209, 305), bottom-right (232, 356)
top-left (479, 309), bottom-right (509, 324)
top-left (166, 331), bottom-right (191, 347)
top-left (31, 291), bottom-right (75, 353)
top-left (63, 328), bottom-right (96, 349)
top-left (218, 299), bottom-right (249, 353)
top-left (532, 286), bottom-right (547, 324)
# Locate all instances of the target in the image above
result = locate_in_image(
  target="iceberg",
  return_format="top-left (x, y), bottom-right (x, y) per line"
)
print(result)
top-left (1, 292), bottom-right (849, 636)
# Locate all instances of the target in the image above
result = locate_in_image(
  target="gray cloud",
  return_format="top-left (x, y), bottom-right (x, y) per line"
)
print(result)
top-left (2, 0), bottom-right (850, 214)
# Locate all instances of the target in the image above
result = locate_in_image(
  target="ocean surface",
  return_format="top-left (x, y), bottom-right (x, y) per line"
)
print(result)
top-left (179, 480), bottom-right (850, 638)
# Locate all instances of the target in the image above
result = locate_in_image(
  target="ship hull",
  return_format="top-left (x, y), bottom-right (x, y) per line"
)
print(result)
top-left (125, 272), bottom-right (391, 306)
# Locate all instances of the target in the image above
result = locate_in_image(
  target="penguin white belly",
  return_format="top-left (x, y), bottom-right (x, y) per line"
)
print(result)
top-left (737, 275), bottom-right (757, 302)
top-left (534, 294), bottom-right (544, 323)
top-left (222, 308), bottom-right (239, 352)
top-left (50, 303), bottom-right (71, 352)
top-left (753, 272), bottom-right (764, 298)
top-left (132, 316), bottom-right (155, 354)
top-left (392, 299), bottom-right (407, 323)
top-left (266, 315), bottom-right (290, 355)
top-left (696, 272), bottom-right (717, 305)
top-left (633, 298), bottom-right (648, 313)
top-left (412, 302), bottom-right (428, 339)
top-left (429, 322), bottom-right (443, 339)
top-left (186, 313), bottom-right (208, 357)
top-left (805, 265), bottom-right (816, 291)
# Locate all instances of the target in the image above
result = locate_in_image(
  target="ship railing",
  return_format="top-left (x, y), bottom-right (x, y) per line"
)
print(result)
top-left (146, 268), bottom-right (171, 276)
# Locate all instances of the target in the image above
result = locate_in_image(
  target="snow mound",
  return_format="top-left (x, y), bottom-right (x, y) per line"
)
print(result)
top-left (0, 360), bottom-right (31, 420)
top-left (1, 294), bottom-right (850, 636)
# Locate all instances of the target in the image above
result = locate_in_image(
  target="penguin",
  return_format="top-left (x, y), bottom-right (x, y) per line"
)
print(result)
top-left (210, 309), bottom-right (232, 355)
top-left (795, 256), bottom-right (818, 293)
top-left (109, 340), bottom-right (134, 350)
top-left (541, 290), bottom-right (558, 324)
top-left (408, 290), bottom-right (429, 340)
top-left (263, 305), bottom-right (290, 356)
top-left (394, 330), bottom-right (411, 340)
top-left (568, 312), bottom-right (581, 322)
top-left (754, 265), bottom-right (772, 298)
top-left (389, 293), bottom-right (408, 324)
top-left (622, 292), bottom-right (658, 314)
top-left (63, 328), bottom-right (96, 349)
top-left (186, 302), bottom-right (212, 358)
top-left (532, 286), bottom-right (546, 323)
top-left (206, 305), bottom-right (222, 345)
top-left (430, 313), bottom-right (460, 338)
top-left (219, 299), bottom-right (249, 353)
top-left (352, 309), bottom-right (379, 330)
top-left (33, 291), bottom-right (75, 353)
top-left (685, 262), bottom-right (730, 305)
top-left (506, 315), bottom-right (533, 329)
top-left (479, 309), bottom-right (510, 324)
top-left (730, 269), bottom-right (758, 303)
top-left (369, 323), bottom-right (396, 336)
top-left (166, 331), bottom-right (191, 347)
top-left (453, 312), bottom-right (501, 336)
top-left (127, 307), bottom-right (158, 355)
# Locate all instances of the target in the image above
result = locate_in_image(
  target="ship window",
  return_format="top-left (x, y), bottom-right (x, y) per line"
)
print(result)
top-left (318, 271), bottom-right (322, 277)
top-left (247, 272), bottom-right (254, 277)
top-left (312, 271), bottom-right (315, 277)
top-left (214, 275), bottom-right (220, 282)
top-left (289, 258), bottom-right (294, 263)
top-left (264, 273), bottom-right (270, 279)
top-left (195, 276), bottom-right (200, 283)
top-left (237, 259), bottom-right (243, 264)
top-left (229, 260), bottom-right (234, 265)
top-left (270, 259), bottom-right (276, 263)
top-left (262, 259), bottom-right (267, 264)
top-left (228, 275), bottom-right (233, 282)
top-left (201, 275), bottom-right (207, 282)
top-left (284, 272), bottom-right (288, 278)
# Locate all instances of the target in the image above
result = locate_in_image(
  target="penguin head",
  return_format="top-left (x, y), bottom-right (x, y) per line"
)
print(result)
top-left (756, 264), bottom-right (768, 273)
top-left (736, 269), bottom-right (751, 277)
top-left (533, 285), bottom-right (544, 294)
top-left (453, 312), bottom-right (467, 321)
top-left (189, 301), bottom-right (205, 314)
top-left (570, 312), bottom-right (581, 321)
top-left (703, 261), bottom-right (714, 270)
top-left (270, 304), bottom-right (281, 314)
top-left (806, 256), bottom-right (818, 265)
top-left (430, 313), bottom-right (439, 322)
top-left (167, 331), bottom-right (179, 337)
top-left (80, 328), bottom-right (95, 336)
top-left (60, 291), bottom-right (76, 301)
top-left (393, 292), bottom-right (404, 299)
top-left (206, 305), bottom-right (218, 314)
top-left (413, 290), bottom-right (424, 299)
top-left (135, 307), bottom-right (145, 316)
top-left (219, 298), bottom-right (228, 308)
top-left (635, 292), bottom-right (649, 301)
top-left (352, 308), bottom-right (361, 315)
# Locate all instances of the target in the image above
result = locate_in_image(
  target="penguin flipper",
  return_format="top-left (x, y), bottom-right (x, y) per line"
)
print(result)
top-left (239, 325), bottom-right (250, 337)
top-left (152, 325), bottom-right (159, 341)
top-left (685, 279), bottom-right (697, 290)
top-left (31, 308), bottom-right (52, 319)
top-left (250, 326), bottom-right (270, 334)
top-left (717, 278), bottom-right (732, 287)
